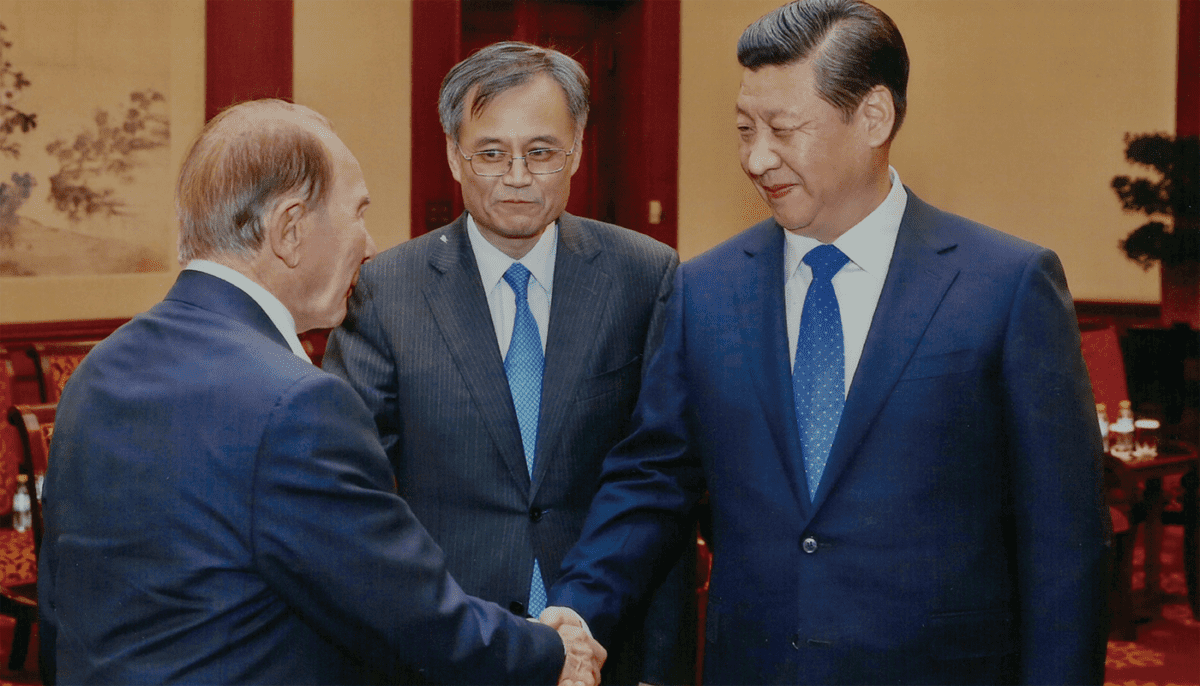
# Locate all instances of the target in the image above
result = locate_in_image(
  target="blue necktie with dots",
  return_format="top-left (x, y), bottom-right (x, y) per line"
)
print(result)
top-left (502, 263), bottom-right (547, 616)
top-left (793, 244), bottom-right (850, 500)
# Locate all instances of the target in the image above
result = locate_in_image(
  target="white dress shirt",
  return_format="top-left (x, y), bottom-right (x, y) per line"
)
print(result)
top-left (184, 259), bottom-right (311, 362)
top-left (466, 215), bottom-right (557, 356)
top-left (785, 167), bottom-right (908, 395)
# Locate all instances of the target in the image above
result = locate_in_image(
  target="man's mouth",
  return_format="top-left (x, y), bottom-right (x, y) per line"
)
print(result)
top-left (760, 183), bottom-right (795, 199)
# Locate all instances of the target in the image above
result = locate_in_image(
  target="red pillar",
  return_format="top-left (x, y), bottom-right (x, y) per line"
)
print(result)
top-left (205, 0), bottom-right (294, 122)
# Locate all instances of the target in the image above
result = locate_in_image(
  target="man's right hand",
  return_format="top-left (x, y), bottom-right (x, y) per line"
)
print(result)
top-left (554, 622), bottom-right (606, 686)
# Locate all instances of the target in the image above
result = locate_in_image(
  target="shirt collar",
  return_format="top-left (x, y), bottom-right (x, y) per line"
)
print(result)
top-left (784, 166), bottom-right (908, 279)
top-left (466, 214), bottom-right (558, 294)
top-left (184, 259), bottom-right (311, 362)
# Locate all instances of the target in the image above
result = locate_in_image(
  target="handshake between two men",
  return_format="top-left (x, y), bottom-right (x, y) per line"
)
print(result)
top-left (35, 95), bottom-right (622, 686)
top-left (38, 33), bottom-right (679, 684)
top-left (541, 608), bottom-right (607, 686)
top-left (31, 1), bottom-right (1112, 681)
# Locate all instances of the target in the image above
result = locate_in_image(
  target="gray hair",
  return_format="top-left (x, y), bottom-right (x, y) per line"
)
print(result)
top-left (438, 41), bottom-right (590, 143)
top-left (738, 0), bottom-right (908, 141)
top-left (176, 99), bottom-right (334, 264)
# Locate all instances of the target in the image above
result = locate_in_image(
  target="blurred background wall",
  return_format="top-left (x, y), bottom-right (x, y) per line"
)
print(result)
top-left (0, 0), bottom-right (1181, 322)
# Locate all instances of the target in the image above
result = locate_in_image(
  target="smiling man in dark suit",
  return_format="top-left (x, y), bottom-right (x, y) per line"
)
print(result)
top-left (37, 99), bottom-right (605, 685)
top-left (543, 1), bottom-right (1110, 684)
top-left (323, 42), bottom-right (687, 685)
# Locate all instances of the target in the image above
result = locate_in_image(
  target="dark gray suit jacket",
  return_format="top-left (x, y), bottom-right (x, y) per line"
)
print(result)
top-left (324, 213), bottom-right (685, 682)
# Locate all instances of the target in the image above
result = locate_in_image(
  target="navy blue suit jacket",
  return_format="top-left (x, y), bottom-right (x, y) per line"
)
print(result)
top-left (549, 190), bottom-right (1110, 685)
top-left (38, 270), bottom-right (564, 684)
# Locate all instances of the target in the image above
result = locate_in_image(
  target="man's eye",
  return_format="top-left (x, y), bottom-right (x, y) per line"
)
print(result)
top-left (526, 149), bottom-right (555, 161)
top-left (477, 150), bottom-right (508, 161)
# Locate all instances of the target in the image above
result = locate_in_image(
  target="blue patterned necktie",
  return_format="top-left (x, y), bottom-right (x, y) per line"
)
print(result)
top-left (793, 244), bottom-right (850, 500)
top-left (502, 263), bottom-right (547, 616)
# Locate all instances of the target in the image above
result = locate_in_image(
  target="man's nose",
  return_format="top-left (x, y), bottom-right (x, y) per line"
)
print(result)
top-left (363, 231), bottom-right (378, 261)
top-left (503, 156), bottom-right (534, 187)
top-left (743, 133), bottom-right (781, 177)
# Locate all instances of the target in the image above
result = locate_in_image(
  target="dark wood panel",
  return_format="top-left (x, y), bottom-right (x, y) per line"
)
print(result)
top-left (1075, 300), bottom-right (1163, 332)
top-left (0, 319), bottom-right (129, 347)
top-left (460, 0), bottom-right (628, 227)
top-left (1180, 0), bottom-right (1198, 137)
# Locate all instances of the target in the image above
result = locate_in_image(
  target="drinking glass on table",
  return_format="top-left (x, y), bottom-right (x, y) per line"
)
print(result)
top-left (1133, 418), bottom-right (1160, 459)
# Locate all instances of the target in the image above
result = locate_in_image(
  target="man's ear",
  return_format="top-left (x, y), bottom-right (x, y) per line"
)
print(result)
top-left (857, 85), bottom-right (895, 148)
top-left (567, 133), bottom-right (583, 178)
top-left (266, 197), bottom-right (306, 269)
top-left (446, 135), bottom-right (464, 184)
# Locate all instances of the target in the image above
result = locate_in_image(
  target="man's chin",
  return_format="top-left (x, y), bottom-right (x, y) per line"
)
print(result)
top-left (504, 228), bottom-right (545, 240)
top-left (769, 206), bottom-right (816, 234)
top-left (493, 221), bottom-right (550, 240)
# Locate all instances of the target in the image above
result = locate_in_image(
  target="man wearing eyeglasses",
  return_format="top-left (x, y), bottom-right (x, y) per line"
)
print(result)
top-left (324, 41), bottom-right (688, 685)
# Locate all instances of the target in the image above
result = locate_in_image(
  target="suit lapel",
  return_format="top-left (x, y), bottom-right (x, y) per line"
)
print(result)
top-left (736, 221), bottom-right (813, 514)
top-left (422, 216), bottom-right (531, 495)
top-left (807, 190), bottom-right (961, 514)
top-left (532, 214), bottom-right (610, 498)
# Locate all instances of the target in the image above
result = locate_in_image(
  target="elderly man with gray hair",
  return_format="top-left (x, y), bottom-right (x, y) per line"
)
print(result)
top-left (38, 98), bottom-right (605, 685)
top-left (324, 42), bottom-right (691, 685)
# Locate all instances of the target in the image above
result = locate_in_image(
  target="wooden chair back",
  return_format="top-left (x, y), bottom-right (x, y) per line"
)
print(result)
top-left (8, 404), bottom-right (55, 554)
top-left (29, 341), bottom-right (98, 403)
top-left (0, 403), bottom-right (53, 672)
top-left (0, 347), bottom-right (19, 514)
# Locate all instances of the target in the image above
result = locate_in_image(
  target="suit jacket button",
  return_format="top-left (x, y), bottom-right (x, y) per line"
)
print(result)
top-left (530, 508), bottom-right (543, 522)
top-left (789, 634), bottom-right (802, 650)
top-left (509, 601), bottom-right (527, 616)
top-left (801, 536), bottom-right (818, 554)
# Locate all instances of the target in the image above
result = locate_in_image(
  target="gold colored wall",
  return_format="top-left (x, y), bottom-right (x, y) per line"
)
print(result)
top-left (0, 0), bottom-right (412, 324)
top-left (0, 0), bottom-right (1178, 323)
top-left (294, 0), bottom-right (412, 255)
top-left (679, 0), bottom-right (1177, 303)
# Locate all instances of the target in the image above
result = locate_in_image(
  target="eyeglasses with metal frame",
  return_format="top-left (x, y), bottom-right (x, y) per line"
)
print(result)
top-left (456, 144), bottom-right (576, 177)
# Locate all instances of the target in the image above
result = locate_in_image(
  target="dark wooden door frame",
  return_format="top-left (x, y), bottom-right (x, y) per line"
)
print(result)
top-left (410, 0), bottom-right (680, 249)
top-left (1180, 0), bottom-right (1198, 137)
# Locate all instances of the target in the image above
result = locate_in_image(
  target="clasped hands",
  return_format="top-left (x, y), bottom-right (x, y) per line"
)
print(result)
top-left (538, 606), bottom-right (607, 686)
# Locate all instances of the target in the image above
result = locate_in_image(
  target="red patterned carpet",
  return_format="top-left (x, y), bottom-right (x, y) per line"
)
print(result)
top-left (0, 526), bottom-right (1192, 685)
top-left (1105, 524), bottom-right (1200, 686)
